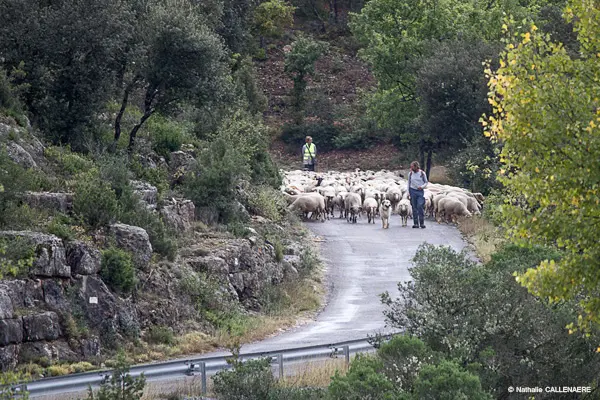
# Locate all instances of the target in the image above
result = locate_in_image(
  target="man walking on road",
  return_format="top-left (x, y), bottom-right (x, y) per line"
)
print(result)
top-left (302, 136), bottom-right (317, 171)
top-left (407, 161), bottom-right (428, 228)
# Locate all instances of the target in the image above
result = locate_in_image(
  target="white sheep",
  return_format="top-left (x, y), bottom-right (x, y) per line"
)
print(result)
top-left (345, 192), bottom-right (362, 224)
top-left (362, 197), bottom-right (378, 224)
top-left (397, 198), bottom-right (412, 227)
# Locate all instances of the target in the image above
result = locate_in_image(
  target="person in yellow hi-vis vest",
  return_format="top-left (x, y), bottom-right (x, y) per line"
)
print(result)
top-left (302, 136), bottom-right (317, 171)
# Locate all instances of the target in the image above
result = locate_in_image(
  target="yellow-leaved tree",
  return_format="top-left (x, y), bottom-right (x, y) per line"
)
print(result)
top-left (484, 0), bottom-right (600, 332)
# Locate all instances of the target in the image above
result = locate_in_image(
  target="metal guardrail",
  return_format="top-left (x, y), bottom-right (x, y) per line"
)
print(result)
top-left (20, 334), bottom-right (396, 398)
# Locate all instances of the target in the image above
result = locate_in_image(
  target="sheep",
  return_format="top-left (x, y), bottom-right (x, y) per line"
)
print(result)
top-left (362, 197), bottom-right (378, 224)
top-left (345, 192), bottom-right (362, 224)
top-left (385, 187), bottom-right (402, 213)
top-left (397, 198), bottom-right (412, 227)
top-left (437, 198), bottom-right (472, 223)
top-left (380, 199), bottom-right (392, 229)
top-left (288, 195), bottom-right (326, 222)
top-left (318, 186), bottom-right (336, 219)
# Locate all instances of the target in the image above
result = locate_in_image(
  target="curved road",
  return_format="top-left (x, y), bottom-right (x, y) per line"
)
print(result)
top-left (230, 216), bottom-right (467, 353)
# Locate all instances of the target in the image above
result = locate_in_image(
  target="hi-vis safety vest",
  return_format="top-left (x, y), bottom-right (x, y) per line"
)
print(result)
top-left (303, 143), bottom-right (316, 163)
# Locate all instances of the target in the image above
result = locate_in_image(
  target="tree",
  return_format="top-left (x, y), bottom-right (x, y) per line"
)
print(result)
top-left (284, 35), bottom-right (328, 124)
top-left (111, 0), bottom-right (229, 152)
top-left (483, 1), bottom-right (600, 330)
top-left (87, 352), bottom-right (145, 400)
top-left (413, 361), bottom-right (492, 400)
top-left (253, 0), bottom-right (296, 48)
top-left (0, 0), bottom-right (132, 147)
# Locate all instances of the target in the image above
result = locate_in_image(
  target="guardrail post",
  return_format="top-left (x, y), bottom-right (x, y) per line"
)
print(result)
top-left (277, 353), bottom-right (284, 379)
top-left (200, 362), bottom-right (207, 395)
top-left (343, 345), bottom-right (350, 367)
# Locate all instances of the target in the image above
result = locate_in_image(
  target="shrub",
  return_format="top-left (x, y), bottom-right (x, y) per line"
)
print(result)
top-left (413, 360), bottom-right (492, 400)
top-left (246, 185), bottom-right (287, 222)
top-left (212, 357), bottom-right (275, 400)
top-left (100, 248), bottom-right (136, 294)
top-left (0, 238), bottom-right (35, 279)
top-left (73, 175), bottom-right (118, 229)
top-left (327, 354), bottom-right (406, 400)
top-left (146, 114), bottom-right (185, 161)
top-left (87, 352), bottom-right (145, 400)
top-left (97, 154), bottom-right (131, 198)
top-left (46, 216), bottom-right (76, 241)
top-left (145, 326), bottom-right (175, 345)
top-left (274, 240), bottom-right (284, 262)
top-left (44, 146), bottom-right (94, 177)
top-left (447, 135), bottom-right (500, 195)
top-left (299, 248), bottom-right (319, 276)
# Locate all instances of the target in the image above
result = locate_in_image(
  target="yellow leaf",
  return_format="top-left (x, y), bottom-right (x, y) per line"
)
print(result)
top-left (535, 167), bottom-right (540, 172)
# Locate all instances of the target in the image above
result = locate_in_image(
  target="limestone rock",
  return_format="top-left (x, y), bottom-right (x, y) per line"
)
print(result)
top-left (0, 344), bottom-right (19, 371)
top-left (0, 290), bottom-right (13, 319)
top-left (42, 280), bottom-right (69, 312)
top-left (0, 280), bottom-right (44, 309)
top-left (23, 192), bottom-right (73, 213)
top-left (130, 180), bottom-right (158, 209)
top-left (0, 318), bottom-right (23, 345)
top-left (186, 256), bottom-right (229, 275)
top-left (66, 240), bottom-right (101, 275)
top-left (160, 198), bottom-right (195, 233)
top-left (6, 141), bottom-right (37, 169)
top-left (0, 231), bottom-right (70, 277)
top-left (23, 312), bottom-right (61, 342)
top-left (109, 223), bottom-right (152, 269)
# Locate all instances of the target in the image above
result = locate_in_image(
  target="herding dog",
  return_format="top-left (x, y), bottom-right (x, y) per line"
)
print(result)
top-left (380, 199), bottom-right (392, 229)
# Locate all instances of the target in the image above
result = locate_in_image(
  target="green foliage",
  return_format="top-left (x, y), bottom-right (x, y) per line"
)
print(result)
top-left (233, 56), bottom-right (269, 116)
top-left (0, 65), bottom-right (26, 123)
top-left (145, 326), bottom-right (175, 345)
top-left (381, 243), bottom-right (600, 396)
top-left (299, 248), bottom-right (319, 276)
top-left (46, 215), bottom-right (76, 241)
top-left (327, 354), bottom-right (404, 400)
top-left (483, 2), bottom-right (600, 330)
top-left (44, 146), bottom-right (94, 177)
top-left (284, 35), bottom-right (329, 124)
top-left (0, 370), bottom-right (29, 400)
top-left (447, 135), bottom-right (501, 195)
top-left (146, 114), bottom-right (185, 161)
top-left (413, 360), bottom-right (492, 400)
top-left (274, 240), bottom-right (284, 262)
top-left (73, 174), bottom-right (118, 229)
top-left (253, 0), bottom-right (296, 40)
top-left (0, 238), bottom-right (34, 279)
top-left (212, 357), bottom-right (275, 400)
top-left (87, 352), bottom-right (145, 400)
top-left (100, 247), bottom-right (136, 295)
top-left (246, 185), bottom-right (287, 222)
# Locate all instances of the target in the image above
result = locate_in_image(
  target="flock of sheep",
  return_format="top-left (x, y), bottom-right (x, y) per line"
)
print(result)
top-left (282, 169), bottom-right (485, 228)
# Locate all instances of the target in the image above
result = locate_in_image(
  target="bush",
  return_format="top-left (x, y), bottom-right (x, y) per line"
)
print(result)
top-left (46, 215), bottom-right (76, 241)
top-left (73, 175), bottom-right (118, 228)
top-left (447, 135), bottom-right (500, 196)
top-left (100, 247), bottom-right (136, 294)
top-left (413, 361), bottom-right (492, 400)
top-left (280, 123), bottom-right (340, 153)
top-left (146, 114), bottom-right (184, 161)
top-left (212, 357), bottom-right (275, 400)
top-left (44, 146), bottom-right (94, 177)
top-left (145, 326), bottom-right (175, 345)
top-left (0, 238), bottom-right (34, 279)
top-left (327, 354), bottom-right (406, 400)
top-left (246, 185), bottom-right (287, 222)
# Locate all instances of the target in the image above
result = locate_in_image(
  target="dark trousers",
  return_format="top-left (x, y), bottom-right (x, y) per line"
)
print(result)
top-left (409, 188), bottom-right (425, 226)
top-left (304, 164), bottom-right (315, 171)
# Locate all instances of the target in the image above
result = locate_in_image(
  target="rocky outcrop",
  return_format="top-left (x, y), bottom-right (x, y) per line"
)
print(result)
top-left (66, 240), bottom-right (101, 275)
top-left (131, 180), bottom-right (158, 209)
top-left (0, 231), bottom-right (70, 277)
top-left (0, 318), bottom-right (23, 346)
top-left (23, 192), bottom-right (73, 213)
top-left (23, 312), bottom-right (61, 342)
top-left (0, 290), bottom-right (14, 319)
top-left (6, 141), bottom-right (37, 169)
top-left (109, 224), bottom-right (152, 270)
top-left (160, 198), bottom-right (195, 233)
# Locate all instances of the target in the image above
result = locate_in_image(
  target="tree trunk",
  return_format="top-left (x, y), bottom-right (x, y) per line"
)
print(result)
top-left (113, 87), bottom-right (130, 143)
top-left (333, 0), bottom-right (338, 23)
top-left (419, 139), bottom-right (425, 169)
top-left (426, 148), bottom-right (433, 179)
top-left (127, 111), bottom-right (153, 153)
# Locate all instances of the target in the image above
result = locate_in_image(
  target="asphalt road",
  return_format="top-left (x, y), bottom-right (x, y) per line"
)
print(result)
top-left (224, 214), bottom-right (468, 353)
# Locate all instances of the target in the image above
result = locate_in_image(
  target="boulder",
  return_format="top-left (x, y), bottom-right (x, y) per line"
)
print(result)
top-left (109, 224), bottom-right (152, 270)
top-left (0, 290), bottom-right (13, 319)
top-left (186, 256), bottom-right (229, 275)
top-left (77, 276), bottom-right (117, 331)
top-left (169, 151), bottom-right (195, 173)
top-left (23, 312), bottom-right (61, 342)
top-left (20, 340), bottom-right (79, 364)
top-left (0, 344), bottom-right (19, 371)
top-left (130, 180), bottom-right (158, 209)
top-left (23, 192), bottom-right (73, 213)
top-left (0, 318), bottom-right (23, 345)
top-left (0, 231), bottom-right (70, 277)
top-left (160, 198), bottom-right (195, 233)
top-left (42, 280), bottom-right (69, 312)
top-left (66, 240), bottom-right (101, 275)
top-left (0, 280), bottom-right (44, 309)
top-left (6, 141), bottom-right (37, 169)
